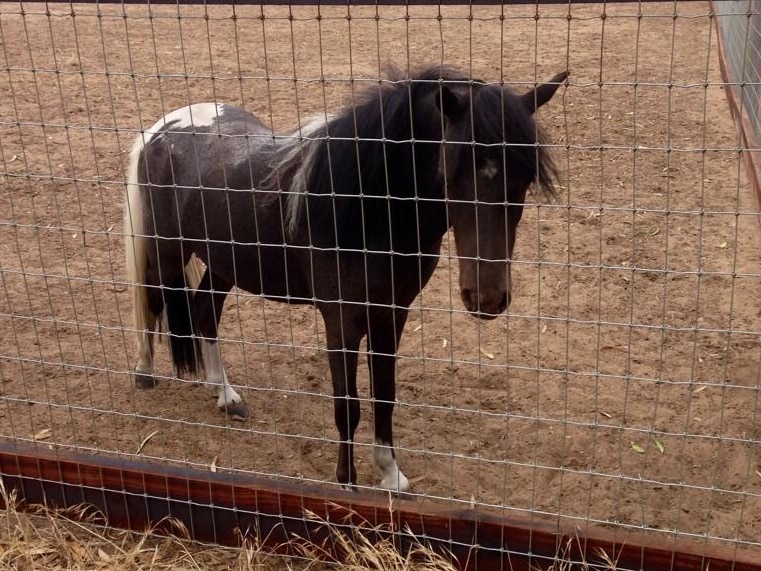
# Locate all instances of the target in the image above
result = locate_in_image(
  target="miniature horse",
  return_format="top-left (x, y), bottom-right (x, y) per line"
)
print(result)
top-left (124, 66), bottom-right (566, 491)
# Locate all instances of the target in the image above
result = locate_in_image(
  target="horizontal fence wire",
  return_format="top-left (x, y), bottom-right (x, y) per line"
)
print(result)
top-left (12, 0), bottom-right (711, 5)
top-left (0, 0), bottom-right (760, 568)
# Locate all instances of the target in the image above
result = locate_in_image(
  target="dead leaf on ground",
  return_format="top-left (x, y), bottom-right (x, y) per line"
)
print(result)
top-left (33, 428), bottom-right (53, 441)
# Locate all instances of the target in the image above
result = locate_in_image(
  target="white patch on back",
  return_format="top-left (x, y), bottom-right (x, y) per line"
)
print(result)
top-left (145, 103), bottom-right (226, 142)
top-left (480, 159), bottom-right (499, 180)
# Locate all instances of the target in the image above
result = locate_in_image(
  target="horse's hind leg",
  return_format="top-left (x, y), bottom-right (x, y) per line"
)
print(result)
top-left (193, 269), bottom-right (248, 420)
top-left (131, 258), bottom-right (176, 389)
top-left (134, 316), bottom-right (158, 389)
top-left (368, 309), bottom-right (411, 492)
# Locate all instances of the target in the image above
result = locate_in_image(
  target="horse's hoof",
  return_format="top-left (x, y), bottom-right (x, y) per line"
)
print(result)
top-left (341, 483), bottom-right (358, 493)
top-left (380, 472), bottom-right (411, 494)
top-left (219, 400), bottom-right (249, 421)
top-left (134, 372), bottom-right (158, 389)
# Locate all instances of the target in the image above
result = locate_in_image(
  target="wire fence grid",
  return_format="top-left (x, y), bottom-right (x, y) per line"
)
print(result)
top-left (716, 0), bottom-right (761, 208)
top-left (0, 0), bottom-right (760, 559)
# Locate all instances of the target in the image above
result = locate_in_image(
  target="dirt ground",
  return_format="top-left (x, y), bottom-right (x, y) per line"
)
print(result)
top-left (1, 0), bottom-right (760, 553)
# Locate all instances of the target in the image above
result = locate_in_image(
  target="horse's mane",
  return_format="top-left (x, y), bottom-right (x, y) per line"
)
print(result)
top-left (270, 66), bottom-right (558, 245)
top-left (265, 113), bottom-right (335, 236)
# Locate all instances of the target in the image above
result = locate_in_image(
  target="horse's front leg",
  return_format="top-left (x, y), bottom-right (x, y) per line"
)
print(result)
top-left (324, 313), bottom-right (362, 490)
top-left (368, 309), bottom-right (410, 493)
top-left (193, 270), bottom-right (248, 419)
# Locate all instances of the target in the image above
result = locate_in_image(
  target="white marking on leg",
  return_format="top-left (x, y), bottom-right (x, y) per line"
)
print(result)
top-left (135, 330), bottom-right (153, 375)
top-left (145, 103), bottom-right (226, 142)
top-left (373, 440), bottom-right (410, 492)
top-left (200, 339), bottom-right (242, 409)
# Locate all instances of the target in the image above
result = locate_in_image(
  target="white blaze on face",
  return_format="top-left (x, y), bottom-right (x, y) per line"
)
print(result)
top-left (479, 159), bottom-right (499, 180)
top-left (373, 440), bottom-right (410, 492)
top-left (145, 103), bottom-right (226, 142)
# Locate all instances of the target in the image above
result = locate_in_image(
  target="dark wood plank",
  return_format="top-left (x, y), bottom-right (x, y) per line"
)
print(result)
top-left (0, 441), bottom-right (758, 571)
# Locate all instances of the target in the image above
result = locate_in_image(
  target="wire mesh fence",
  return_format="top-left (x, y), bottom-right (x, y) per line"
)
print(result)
top-left (715, 0), bottom-right (761, 206)
top-left (0, 0), bottom-right (760, 561)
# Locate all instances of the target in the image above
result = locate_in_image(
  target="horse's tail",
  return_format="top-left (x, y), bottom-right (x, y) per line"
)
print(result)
top-left (124, 134), bottom-right (158, 355)
top-left (125, 133), bottom-right (208, 377)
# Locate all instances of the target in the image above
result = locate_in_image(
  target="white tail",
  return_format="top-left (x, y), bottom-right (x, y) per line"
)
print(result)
top-left (124, 134), bottom-right (154, 344)
top-left (125, 134), bottom-right (205, 354)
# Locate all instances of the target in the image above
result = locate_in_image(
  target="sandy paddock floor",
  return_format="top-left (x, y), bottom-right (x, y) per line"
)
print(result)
top-left (1, 0), bottom-right (760, 550)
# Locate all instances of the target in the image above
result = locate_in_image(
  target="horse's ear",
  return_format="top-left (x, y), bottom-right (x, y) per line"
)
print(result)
top-left (521, 71), bottom-right (569, 114)
top-left (436, 83), bottom-right (470, 121)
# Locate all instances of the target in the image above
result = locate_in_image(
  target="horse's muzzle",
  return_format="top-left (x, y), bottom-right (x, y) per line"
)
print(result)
top-left (461, 288), bottom-right (510, 320)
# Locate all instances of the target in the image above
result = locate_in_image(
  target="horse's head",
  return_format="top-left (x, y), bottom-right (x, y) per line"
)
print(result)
top-left (436, 71), bottom-right (567, 319)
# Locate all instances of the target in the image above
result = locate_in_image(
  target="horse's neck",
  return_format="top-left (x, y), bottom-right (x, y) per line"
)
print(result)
top-left (418, 192), bottom-right (450, 251)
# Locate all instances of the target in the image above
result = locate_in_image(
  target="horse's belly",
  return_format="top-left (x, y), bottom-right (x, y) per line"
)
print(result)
top-left (200, 240), bottom-right (312, 302)
top-left (307, 247), bottom-right (441, 310)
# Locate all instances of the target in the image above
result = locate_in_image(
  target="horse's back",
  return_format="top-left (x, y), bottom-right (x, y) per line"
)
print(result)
top-left (136, 101), bottom-right (267, 234)
top-left (134, 103), bottom-right (310, 298)
top-left (139, 103), bottom-right (272, 187)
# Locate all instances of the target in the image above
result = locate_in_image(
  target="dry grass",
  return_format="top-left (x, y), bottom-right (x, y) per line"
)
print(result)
top-left (0, 483), bottom-right (461, 571)
top-left (0, 488), bottom-right (274, 570)
top-left (295, 506), bottom-right (462, 571)
top-left (0, 483), bottom-right (619, 571)
top-left (543, 536), bottom-right (620, 571)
